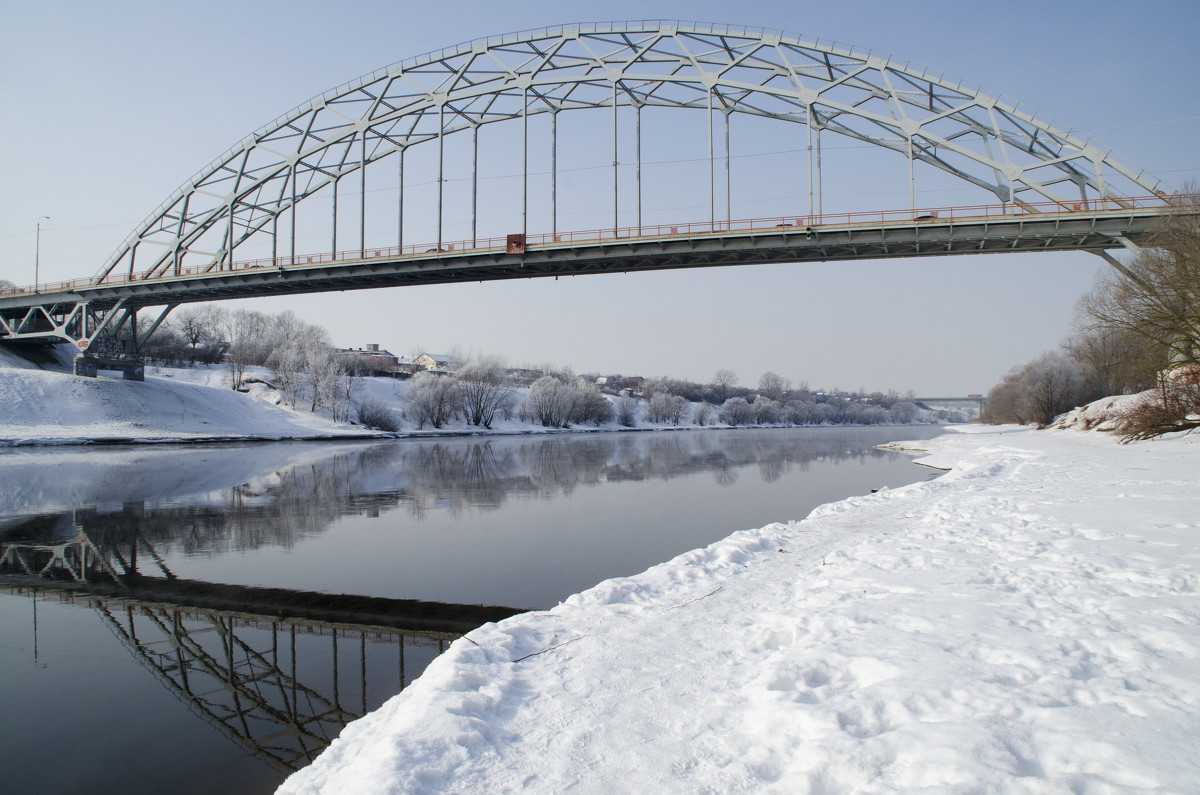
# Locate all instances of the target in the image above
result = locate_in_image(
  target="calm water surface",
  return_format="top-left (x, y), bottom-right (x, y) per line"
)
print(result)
top-left (0, 426), bottom-right (941, 794)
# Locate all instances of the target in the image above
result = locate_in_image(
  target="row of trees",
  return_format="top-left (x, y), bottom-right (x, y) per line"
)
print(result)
top-left (715, 396), bottom-right (924, 427)
top-left (404, 359), bottom-right (525, 429)
top-left (619, 369), bottom-right (917, 412)
top-left (402, 364), bottom-right (936, 431)
top-left (121, 289), bottom-right (944, 433)
top-left (985, 190), bottom-right (1199, 436)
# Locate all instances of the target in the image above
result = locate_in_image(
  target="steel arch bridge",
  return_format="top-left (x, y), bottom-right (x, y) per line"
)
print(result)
top-left (0, 20), bottom-right (1181, 362)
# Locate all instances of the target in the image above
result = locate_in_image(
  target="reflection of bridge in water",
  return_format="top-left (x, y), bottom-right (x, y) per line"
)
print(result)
top-left (2, 522), bottom-right (522, 773)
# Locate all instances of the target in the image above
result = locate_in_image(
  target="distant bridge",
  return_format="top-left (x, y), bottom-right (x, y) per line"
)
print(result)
top-left (914, 395), bottom-right (987, 414)
top-left (0, 21), bottom-right (1185, 372)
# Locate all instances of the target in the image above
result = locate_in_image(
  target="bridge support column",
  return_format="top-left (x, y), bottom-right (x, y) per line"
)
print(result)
top-left (73, 355), bottom-right (145, 381)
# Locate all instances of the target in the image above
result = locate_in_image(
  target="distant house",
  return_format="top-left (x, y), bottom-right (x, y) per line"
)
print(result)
top-left (393, 357), bottom-right (424, 377)
top-left (415, 353), bottom-right (463, 372)
top-left (335, 344), bottom-right (410, 377)
top-left (506, 367), bottom-right (544, 385)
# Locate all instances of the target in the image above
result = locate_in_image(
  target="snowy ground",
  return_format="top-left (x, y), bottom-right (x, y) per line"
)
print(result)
top-left (279, 424), bottom-right (1200, 793)
top-left (0, 346), bottom-right (375, 445)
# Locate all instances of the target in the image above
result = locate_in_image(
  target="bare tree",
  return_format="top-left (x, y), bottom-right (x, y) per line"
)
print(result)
top-left (712, 369), bottom-right (738, 403)
top-left (985, 351), bottom-right (1087, 426)
top-left (1081, 189), bottom-right (1200, 375)
top-left (1066, 327), bottom-right (1162, 397)
top-left (757, 371), bottom-right (790, 402)
top-left (174, 307), bottom-right (211, 361)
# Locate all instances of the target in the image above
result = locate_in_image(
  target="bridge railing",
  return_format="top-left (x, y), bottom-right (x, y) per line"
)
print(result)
top-left (1, 195), bottom-right (1174, 296)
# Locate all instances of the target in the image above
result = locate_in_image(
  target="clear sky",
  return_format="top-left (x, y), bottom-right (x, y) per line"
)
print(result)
top-left (3, 0), bottom-right (1197, 395)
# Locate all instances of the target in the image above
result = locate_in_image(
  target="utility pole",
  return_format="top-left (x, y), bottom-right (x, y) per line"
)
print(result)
top-left (35, 216), bottom-right (49, 291)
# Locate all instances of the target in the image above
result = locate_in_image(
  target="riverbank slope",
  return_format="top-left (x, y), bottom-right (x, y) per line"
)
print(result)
top-left (279, 424), bottom-right (1200, 793)
top-left (0, 346), bottom-right (373, 444)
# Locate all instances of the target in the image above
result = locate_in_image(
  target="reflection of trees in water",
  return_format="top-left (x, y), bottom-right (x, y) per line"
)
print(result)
top-left (3, 430), bottom-right (913, 556)
top-left (518, 437), bottom-right (617, 498)
top-left (400, 442), bottom-right (523, 518)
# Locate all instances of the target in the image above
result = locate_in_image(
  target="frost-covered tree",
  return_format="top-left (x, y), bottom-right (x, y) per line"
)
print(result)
top-left (406, 372), bottom-right (462, 429)
top-left (752, 396), bottom-right (782, 425)
top-left (616, 394), bottom-right (638, 427)
top-left (888, 401), bottom-right (920, 424)
top-left (693, 401), bottom-right (714, 426)
top-left (985, 351), bottom-right (1087, 426)
top-left (785, 400), bottom-right (813, 425)
top-left (458, 358), bottom-right (515, 428)
top-left (214, 308), bottom-right (270, 389)
top-left (646, 392), bottom-right (688, 424)
top-left (571, 382), bottom-right (615, 426)
top-left (523, 376), bottom-right (570, 427)
top-left (858, 405), bottom-right (889, 425)
top-left (719, 397), bottom-right (755, 426)
top-left (303, 346), bottom-right (348, 415)
top-left (808, 403), bottom-right (835, 425)
top-left (267, 344), bottom-right (308, 408)
top-left (1023, 351), bottom-right (1085, 425)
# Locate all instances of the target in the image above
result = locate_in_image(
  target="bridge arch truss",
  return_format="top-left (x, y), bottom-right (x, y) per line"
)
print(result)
top-left (95, 20), bottom-right (1164, 288)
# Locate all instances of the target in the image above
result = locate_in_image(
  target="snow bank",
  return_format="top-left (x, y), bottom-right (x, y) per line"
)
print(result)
top-left (1049, 393), bottom-right (1144, 433)
top-left (280, 425), bottom-right (1200, 793)
top-left (0, 355), bottom-right (379, 445)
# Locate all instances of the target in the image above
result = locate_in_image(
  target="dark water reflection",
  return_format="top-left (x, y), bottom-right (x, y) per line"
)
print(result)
top-left (0, 426), bottom-right (941, 794)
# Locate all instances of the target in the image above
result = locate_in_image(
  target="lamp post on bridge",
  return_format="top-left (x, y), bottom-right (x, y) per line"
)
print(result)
top-left (34, 216), bottom-right (49, 292)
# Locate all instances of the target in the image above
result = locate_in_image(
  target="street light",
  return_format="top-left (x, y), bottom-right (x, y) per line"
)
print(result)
top-left (34, 216), bottom-right (49, 292)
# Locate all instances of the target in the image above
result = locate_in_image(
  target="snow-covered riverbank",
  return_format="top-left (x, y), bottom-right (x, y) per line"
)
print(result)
top-left (279, 424), bottom-right (1200, 793)
top-left (0, 348), bottom-right (944, 446)
top-left (0, 347), bottom-right (375, 445)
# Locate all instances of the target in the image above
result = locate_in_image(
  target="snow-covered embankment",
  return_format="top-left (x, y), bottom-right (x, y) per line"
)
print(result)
top-left (0, 347), bottom-right (377, 445)
top-left (280, 424), bottom-right (1200, 793)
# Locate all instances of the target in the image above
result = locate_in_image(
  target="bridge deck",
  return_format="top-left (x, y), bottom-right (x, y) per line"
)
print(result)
top-left (0, 201), bottom-right (1170, 317)
top-left (2, 199), bottom-right (1186, 350)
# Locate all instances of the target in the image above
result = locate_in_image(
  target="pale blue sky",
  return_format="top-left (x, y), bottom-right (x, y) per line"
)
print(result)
top-left (3, 1), bottom-right (1197, 394)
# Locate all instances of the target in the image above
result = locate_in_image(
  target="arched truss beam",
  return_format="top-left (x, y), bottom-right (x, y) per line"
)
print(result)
top-left (95, 21), bottom-right (1165, 285)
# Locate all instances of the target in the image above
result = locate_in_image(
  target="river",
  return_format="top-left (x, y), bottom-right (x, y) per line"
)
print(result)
top-left (0, 426), bottom-right (942, 794)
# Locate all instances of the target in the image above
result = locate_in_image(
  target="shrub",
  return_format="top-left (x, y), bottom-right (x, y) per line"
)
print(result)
top-left (1114, 382), bottom-right (1200, 442)
top-left (357, 397), bottom-right (401, 432)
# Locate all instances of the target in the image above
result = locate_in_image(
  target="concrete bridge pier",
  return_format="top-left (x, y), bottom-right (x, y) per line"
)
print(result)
top-left (73, 354), bottom-right (144, 381)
